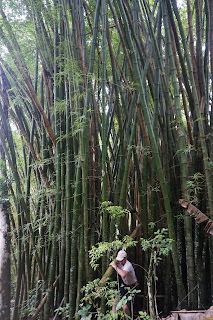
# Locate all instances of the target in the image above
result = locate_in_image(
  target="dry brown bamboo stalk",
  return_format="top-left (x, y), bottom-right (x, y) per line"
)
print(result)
top-left (23, 74), bottom-right (56, 147)
top-left (179, 199), bottom-right (213, 235)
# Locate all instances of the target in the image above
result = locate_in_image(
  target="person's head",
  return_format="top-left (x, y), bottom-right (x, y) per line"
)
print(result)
top-left (116, 250), bottom-right (127, 265)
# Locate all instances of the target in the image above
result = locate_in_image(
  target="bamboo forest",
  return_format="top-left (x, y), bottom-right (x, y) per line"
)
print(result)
top-left (0, 0), bottom-right (213, 319)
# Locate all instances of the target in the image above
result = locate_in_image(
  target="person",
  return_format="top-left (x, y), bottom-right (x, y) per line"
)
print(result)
top-left (110, 250), bottom-right (138, 318)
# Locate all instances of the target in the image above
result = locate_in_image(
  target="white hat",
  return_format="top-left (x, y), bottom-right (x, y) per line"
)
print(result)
top-left (116, 250), bottom-right (127, 261)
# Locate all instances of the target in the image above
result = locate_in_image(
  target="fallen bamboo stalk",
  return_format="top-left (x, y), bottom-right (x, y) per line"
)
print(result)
top-left (179, 199), bottom-right (213, 235)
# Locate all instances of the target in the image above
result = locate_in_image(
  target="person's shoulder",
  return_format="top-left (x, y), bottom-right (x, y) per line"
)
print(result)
top-left (123, 260), bottom-right (133, 270)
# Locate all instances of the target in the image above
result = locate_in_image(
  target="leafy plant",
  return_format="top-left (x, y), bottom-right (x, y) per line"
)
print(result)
top-left (141, 228), bottom-right (173, 258)
top-left (20, 280), bottom-right (45, 318)
top-left (102, 201), bottom-right (129, 219)
top-left (115, 285), bottom-right (141, 312)
top-left (89, 236), bottom-right (137, 270)
top-left (138, 311), bottom-right (154, 320)
top-left (55, 303), bottom-right (70, 319)
top-left (141, 229), bottom-right (173, 319)
top-left (77, 279), bottom-right (120, 319)
top-left (78, 279), bottom-right (140, 320)
top-left (186, 172), bottom-right (205, 204)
